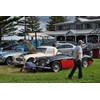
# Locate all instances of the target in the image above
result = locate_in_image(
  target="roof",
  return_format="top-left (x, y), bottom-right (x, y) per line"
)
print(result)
top-left (54, 18), bottom-right (100, 26)
top-left (45, 29), bottom-right (98, 36)
top-left (78, 18), bottom-right (100, 22)
top-left (54, 20), bottom-right (74, 25)
top-left (44, 31), bottom-right (69, 36)
top-left (68, 29), bottom-right (94, 35)
top-left (91, 29), bottom-right (100, 34)
top-left (38, 46), bottom-right (56, 49)
top-left (77, 18), bottom-right (90, 22)
top-left (28, 33), bottom-right (49, 37)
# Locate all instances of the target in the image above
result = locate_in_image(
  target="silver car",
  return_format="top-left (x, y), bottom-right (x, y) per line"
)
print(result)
top-left (56, 43), bottom-right (76, 55)
top-left (0, 40), bottom-right (34, 65)
top-left (0, 49), bottom-right (26, 65)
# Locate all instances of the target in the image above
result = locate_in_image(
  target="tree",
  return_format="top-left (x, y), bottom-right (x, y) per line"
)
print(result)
top-left (46, 16), bottom-right (67, 31)
top-left (0, 16), bottom-right (22, 41)
top-left (18, 16), bottom-right (42, 36)
top-left (26, 16), bottom-right (42, 32)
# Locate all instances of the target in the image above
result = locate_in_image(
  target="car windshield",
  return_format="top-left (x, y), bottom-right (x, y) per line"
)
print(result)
top-left (37, 48), bottom-right (47, 53)
top-left (83, 44), bottom-right (100, 49)
top-left (83, 44), bottom-right (93, 49)
top-left (94, 44), bottom-right (100, 48)
top-left (13, 48), bottom-right (24, 52)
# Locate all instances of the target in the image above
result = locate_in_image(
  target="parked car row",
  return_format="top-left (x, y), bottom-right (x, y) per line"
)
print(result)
top-left (13, 40), bottom-right (93, 72)
top-left (0, 40), bottom-right (94, 72)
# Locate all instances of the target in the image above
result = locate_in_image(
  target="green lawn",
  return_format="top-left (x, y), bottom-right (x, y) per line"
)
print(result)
top-left (0, 59), bottom-right (100, 83)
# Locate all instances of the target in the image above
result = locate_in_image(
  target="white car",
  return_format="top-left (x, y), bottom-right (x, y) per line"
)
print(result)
top-left (56, 43), bottom-right (76, 55)
top-left (14, 45), bottom-right (59, 66)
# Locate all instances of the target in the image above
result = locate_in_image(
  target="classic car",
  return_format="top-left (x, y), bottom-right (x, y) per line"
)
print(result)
top-left (35, 54), bottom-right (93, 72)
top-left (0, 40), bottom-right (37, 65)
top-left (14, 45), bottom-right (59, 66)
top-left (83, 43), bottom-right (100, 57)
top-left (0, 48), bottom-right (27, 65)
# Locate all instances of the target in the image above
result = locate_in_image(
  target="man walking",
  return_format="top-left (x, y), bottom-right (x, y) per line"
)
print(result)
top-left (68, 40), bottom-right (84, 79)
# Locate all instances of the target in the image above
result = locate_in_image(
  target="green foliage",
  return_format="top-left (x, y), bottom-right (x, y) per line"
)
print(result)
top-left (0, 16), bottom-right (22, 40)
top-left (26, 16), bottom-right (42, 32)
top-left (46, 16), bottom-right (67, 31)
top-left (0, 59), bottom-right (99, 83)
top-left (18, 16), bottom-right (42, 36)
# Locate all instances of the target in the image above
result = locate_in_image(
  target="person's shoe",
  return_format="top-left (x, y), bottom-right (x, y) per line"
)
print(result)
top-left (78, 77), bottom-right (82, 79)
top-left (68, 76), bottom-right (72, 79)
top-left (20, 68), bottom-right (22, 72)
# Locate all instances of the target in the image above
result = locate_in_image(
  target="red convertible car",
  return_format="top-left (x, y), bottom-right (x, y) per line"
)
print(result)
top-left (35, 54), bottom-right (93, 72)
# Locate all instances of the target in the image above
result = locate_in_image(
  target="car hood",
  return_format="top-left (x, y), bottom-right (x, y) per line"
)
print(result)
top-left (49, 54), bottom-right (73, 61)
top-left (0, 51), bottom-right (8, 54)
top-left (23, 52), bottom-right (46, 60)
top-left (83, 55), bottom-right (91, 58)
top-left (18, 40), bottom-right (38, 53)
top-left (0, 51), bottom-right (25, 57)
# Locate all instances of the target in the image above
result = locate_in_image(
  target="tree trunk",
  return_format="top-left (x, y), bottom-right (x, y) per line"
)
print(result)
top-left (0, 29), bottom-right (2, 42)
top-left (0, 34), bottom-right (2, 42)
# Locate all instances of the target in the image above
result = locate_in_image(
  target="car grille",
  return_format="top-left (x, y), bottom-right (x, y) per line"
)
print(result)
top-left (16, 58), bottom-right (24, 62)
top-left (0, 57), bottom-right (2, 61)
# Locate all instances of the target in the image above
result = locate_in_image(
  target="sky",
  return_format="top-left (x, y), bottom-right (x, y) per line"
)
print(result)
top-left (39, 16), bottom-right (75, 31)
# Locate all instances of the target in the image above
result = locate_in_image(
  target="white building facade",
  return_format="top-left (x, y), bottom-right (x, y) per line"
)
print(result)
top-left (45, 16), bottom-right (100, 43)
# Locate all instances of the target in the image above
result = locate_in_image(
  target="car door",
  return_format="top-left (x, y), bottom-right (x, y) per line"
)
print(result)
top-left (57, 44), bottom-right (74, 54)
top-left (64, 44), bottom-right (74, 54)
top-left (57, 45), bottom-right (66, 53)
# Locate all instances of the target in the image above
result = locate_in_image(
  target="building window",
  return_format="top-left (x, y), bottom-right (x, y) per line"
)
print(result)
top-left (85, 23), bottom-right (92, 29)
top-left (66, 36), bottom-right (75, 41)
top-left (87, 35), bottom-right (98, 43)
top-left (76, 24), bottom-right (83, 29)
top-left (66, 25), bottom-right (71, 30)
top-left (96, 23), bottom-right (100, 28)
top-left (57, 36), bottom-right (65, 41)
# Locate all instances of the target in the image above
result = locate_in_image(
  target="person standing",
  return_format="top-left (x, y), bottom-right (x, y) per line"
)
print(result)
top-left (68, 40), bottom-right (84, 79)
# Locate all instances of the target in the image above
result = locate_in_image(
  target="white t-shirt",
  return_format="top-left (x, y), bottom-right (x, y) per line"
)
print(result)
top-left (73, 46), bottom-right (83, 60)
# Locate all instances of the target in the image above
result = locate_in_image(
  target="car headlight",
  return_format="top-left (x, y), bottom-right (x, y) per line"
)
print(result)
top-left (16, 56), bottom-right (25, 61)
top-left (46, 59), bottom-right (50, 64)
top-left (0, 55), bottom-right (4, 59)
top-left (33, 58), bottom-right (36, 62)
top-left (36, 62), bottom-right (39, 66)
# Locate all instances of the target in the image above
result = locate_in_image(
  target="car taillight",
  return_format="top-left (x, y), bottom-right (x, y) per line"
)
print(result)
top-left (89, 61), bottom-right (93, 65)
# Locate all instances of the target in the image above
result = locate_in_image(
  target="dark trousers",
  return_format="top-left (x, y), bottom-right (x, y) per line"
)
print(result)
top-left (68, 60), bottom-right (82, 78)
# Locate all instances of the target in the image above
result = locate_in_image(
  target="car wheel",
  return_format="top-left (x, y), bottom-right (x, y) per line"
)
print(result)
top-left (89, 51), bottom-right (93, 57)
top-left (82, 59), bottom-right (89, 67)
top-left (27, 58), bottom-right (35, 63)
top-left (39, 60), bottom-right (46, 66)
top-left (5, 57), bottom-right (13, 65)
top-left (52, 61), bottom-right (61, 72)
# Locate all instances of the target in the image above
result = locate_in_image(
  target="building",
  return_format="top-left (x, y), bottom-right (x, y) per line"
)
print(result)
top-left (45, 16), bottom-right (100, 43)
